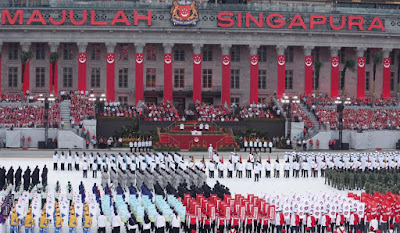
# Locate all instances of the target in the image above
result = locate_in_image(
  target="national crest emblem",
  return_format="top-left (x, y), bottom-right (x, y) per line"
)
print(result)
top-left (170, 1), bottom-right (200, 26)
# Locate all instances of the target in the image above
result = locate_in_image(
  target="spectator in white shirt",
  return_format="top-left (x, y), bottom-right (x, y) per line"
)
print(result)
top-left (112, 212), bottom-right (122, 233)
top-left (155, 212), bottom-right (166, 233)
top-left (97, 212), bottom-right (107, 233)
top-left (170, 211), bottom-right (181, 233)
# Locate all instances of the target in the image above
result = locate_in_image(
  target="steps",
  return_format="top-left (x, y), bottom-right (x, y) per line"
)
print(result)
top-left (59, 100), bottom-right (71, 130)
top-left (298, 102), bottom-right (321, 139)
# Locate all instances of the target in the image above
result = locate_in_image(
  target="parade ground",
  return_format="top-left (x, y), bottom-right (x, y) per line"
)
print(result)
top-left (0, 148), bottom-right (374, 196)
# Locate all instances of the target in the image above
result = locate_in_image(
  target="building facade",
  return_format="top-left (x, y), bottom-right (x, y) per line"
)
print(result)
top-left (0, 1), bottom-right (399, 107)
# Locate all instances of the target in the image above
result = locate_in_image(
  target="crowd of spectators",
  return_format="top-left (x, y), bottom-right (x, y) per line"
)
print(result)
top-left (101, 103), bottom-right (140, 118)
top-left (239, 103), bottom-right (279, 119)
top-left (70, 93), bottom-right (95, 127)
top-left (143, 102), bottom-right (182, 121)
top-left (195, 102), bottom-right (234, 121)
top-left (314, 108), bottom-right (400, 130)
top-left (0, 104), bottom-right (59, 128)
top-left (302, 93), bottom-right (397, 108)
top-left (290, 103), bottom-right (314, 129)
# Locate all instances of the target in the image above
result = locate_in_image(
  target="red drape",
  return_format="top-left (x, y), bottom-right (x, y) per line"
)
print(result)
top-left (277, 55), bottom-right (286, 98)
top-left (164, 53), bottom-right (173, 103)
top-left (382, 57), bottom-right (391, 99)
top-left (49, 61), bottom-right (59, 94)
top-left (135, 53), bottom-right (144, 104)
top-left (221, 55), bottom-right (231, 106)
top-left (304, 56), bottom-right (313, 96)
top-left (22, 61), bottom-right (30, 94)
top-left (357, 57), bottom-right (366, 99)
top-left (330, 56), bottom-right (340, 98)
top-left (0, 56), bottom-right (2, 94)
top-left (250, 54), bottom-right (259, 104)
top-left (78, 53), bottom-right (87, 92)
top-left (193, 54), bottom-right (202, 103)
top-left (106, 53), bottom-right (115, 102)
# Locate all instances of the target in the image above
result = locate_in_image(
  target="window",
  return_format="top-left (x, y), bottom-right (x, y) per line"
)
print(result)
top-left (63, 43), bottom-right (74, 60)
top-left (145, 45), bottom-right (157, 61)
top-left (174, 69), bottom-right (184, 88)
top-left (173, 47), bottom-right (185, 61)
top-left (258, 46), bottom-right (267, 63)
top-left (313, 70), bottom-right (319, 90)
top-left (230, 69), bottom-right (240, 89)
top-left (365, 49), bottom-right (370, 65)
top-left (202, 69), bottom-right (212, 88)
top-left (258, 97), bottom-right (267, 104)
top-left (391, 72), bottom-right (395, 92)
top-left (230, 46), bottom-right (240, 62)
top-left (285, 70), bottom-right (293, 90)
top-left (8, 43), bottom-right (19, 60)
top-left (36, 43), bottom-right (45, 60)
top-left (118, 68), bottom-right (128, 88)
top-left (63, 67), bottom-right (73, 88)
top-left (119, 44), bottom-right (129, 61)
top-left (8, 67), bottom-right (18, 88)
top-left (365, 72), bottom-right (370, 91)
top-left (285, 47), bottom-right (293, 63)
top-left (340, 71), bottom-right (345, 89)
top-left (312, 47), bottom-right (319, 62)
top-left (258, 70), bottom-right (267, 89)
top-left (146, 68), bottom-right (156, 87)
top-left (339, 49), bottom-right (345, 64)
top-left (91, 44), bottom-right (101, 61)
top-left (91, 68), bottom-right (101, 88)
top-left (118, 96), bottom-right (128, 104)
top-left (202, 46), bottom-right (213, 62)
top-left (390, 51), bottom-right (395, 65)
top-left (231, 97), bottom-right (240, 105)
top-left (35, 67), bottom-right (45, 88)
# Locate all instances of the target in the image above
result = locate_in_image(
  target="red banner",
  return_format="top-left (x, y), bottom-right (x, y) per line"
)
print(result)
top-left (250, 54), bottom-right (259, 104)
top-left (78, 53), bottom-right (87, 92)
top-left (106, 53), bottom-right (115, 102)
top-left (22, 61), bottom-right (30, 94)
top-left (164, 53), bottom-right (173, 103)
top-left (382, 57), bottom-right (391, 99)
top-left (277, 55), bottom-right (286, 98)
top-left (135, 53), bottom-right (144, 104)
top-left (331, 56), bottom-right (339, 97)
top-left (193, 54), bottom-right (202, 103)
top-left (304, 56), bottom-right (313, 95)
top-left (357, 57), bottom-right (366, 99)
top-left (49, 61), bottom-right (58, 94)
top-left (222, 55), bottom-right (231, 106)
top-left (0, 56), bottom-right (2, 94)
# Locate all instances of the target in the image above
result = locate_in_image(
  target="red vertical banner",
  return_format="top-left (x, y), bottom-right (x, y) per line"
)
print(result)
top-left (193, 54), bottom-right (202, 103)
top-left (49, 61), bottom-right (53, 94)
top-left (357, 57), bottom-right (366, 99)
top-left (78, 53), bottom-right (87, 92)
top-left (277, 55), bottom-right (286, 98)
top-left (22, 61), bottom-right (30, 94)
top-left (163, 53), bottom-right (173, 103)
top-left (135, 53), bottom-right (144, 104)
top-left (106, 53), bottom-right (115, 102)
top-left (330, 57), bottom-right (340, 97)
top-left (250, 54), bottom-right (259, 104)
top-left (382, 57), bottom-right (391, 99)
top-left (0, 55), bottom-right (2, 94)
top-left (221, 55), bottom-right (231, 106)
top-left (304, 56), bottom-right (313, 96)
top-left (49, 62), bottom-right (59, 94)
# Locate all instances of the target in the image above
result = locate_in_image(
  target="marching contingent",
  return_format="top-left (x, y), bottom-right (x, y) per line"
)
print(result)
top-left (0, 150), bottom-right (399, 233)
